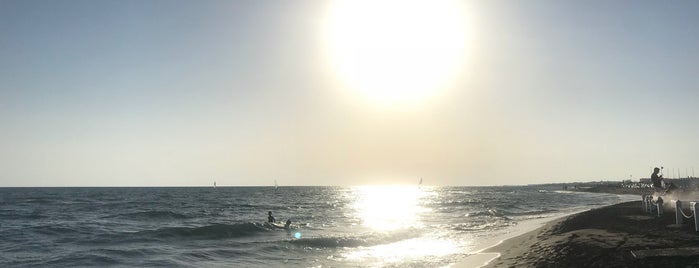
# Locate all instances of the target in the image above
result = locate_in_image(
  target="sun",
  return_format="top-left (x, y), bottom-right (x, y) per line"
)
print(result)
top-left (323, 0), bottom-right (468, 105)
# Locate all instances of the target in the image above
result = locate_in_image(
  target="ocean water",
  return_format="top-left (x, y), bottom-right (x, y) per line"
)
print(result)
top-left (0, 186), bottom-right (636, 267)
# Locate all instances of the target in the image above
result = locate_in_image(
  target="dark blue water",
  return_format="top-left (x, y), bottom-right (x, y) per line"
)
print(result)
top-left (0, 186), bottom-right (635, 267)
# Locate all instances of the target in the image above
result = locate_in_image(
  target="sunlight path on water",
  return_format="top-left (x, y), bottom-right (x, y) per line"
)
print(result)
top-left (344, 237), bottom-right (460, 265)
top-left (344, 186), bottom-right (460, 265)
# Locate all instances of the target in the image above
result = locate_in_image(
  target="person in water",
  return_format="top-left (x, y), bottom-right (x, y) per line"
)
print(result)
top-left (651, 167), bottom-right (664, 193)
top-left (285, 219), bottom-right (291, 228)
top-left (268, 211), bottom-right (275, 223)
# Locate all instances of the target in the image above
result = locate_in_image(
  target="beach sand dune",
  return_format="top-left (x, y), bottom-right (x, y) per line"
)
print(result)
top-left (483, 201), bottom-right (699, 267)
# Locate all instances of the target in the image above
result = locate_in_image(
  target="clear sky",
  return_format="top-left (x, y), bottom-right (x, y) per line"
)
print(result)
top-left (1, 0), bottom-right (698, 187)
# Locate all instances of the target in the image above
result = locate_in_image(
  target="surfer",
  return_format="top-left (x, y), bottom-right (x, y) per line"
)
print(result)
top-left (285, 219), bottom-right (291, 228)
top-left (268, 211), bottom-right (275, 223)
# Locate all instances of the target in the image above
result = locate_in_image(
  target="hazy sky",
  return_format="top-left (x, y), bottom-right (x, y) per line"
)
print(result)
top-left (1, 0), bottom-right (698, 187)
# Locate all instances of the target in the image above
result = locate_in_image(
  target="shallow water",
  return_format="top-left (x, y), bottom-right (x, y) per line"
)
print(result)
top-left (0, 186), bottom-right (636, 267)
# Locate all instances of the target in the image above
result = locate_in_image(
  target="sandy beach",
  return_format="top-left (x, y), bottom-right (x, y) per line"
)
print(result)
top-left (474, 200), bottom-right (699, 267)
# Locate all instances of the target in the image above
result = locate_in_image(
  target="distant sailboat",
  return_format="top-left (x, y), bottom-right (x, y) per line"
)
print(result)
top-left (419, 177), bottom-right (423, 185)
top-left (274, 180), bottom-right (278, 193)
top-left (213, 181), bottom-right (217, 188)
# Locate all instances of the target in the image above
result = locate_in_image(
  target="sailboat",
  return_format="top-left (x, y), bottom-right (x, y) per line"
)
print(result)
top-left (213, 181), bottom-right (217, 188)
top-left (274, 180), bottom-right (278, 193)
top-left (419, 177), bottom-right (423, 185)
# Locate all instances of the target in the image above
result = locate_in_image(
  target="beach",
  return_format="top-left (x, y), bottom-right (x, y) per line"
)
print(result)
top-left (474, 200), bottom-right (699, 267)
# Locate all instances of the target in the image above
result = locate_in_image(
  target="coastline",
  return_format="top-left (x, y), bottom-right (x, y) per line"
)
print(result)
top-left (451, 209), bottom-right (584, 268)
top-left (472, 201), bottom-right (699, 267)
top-left (452, 189), bottom-right (641, 268)
top-left (451, 217), bottom-right (556, 268)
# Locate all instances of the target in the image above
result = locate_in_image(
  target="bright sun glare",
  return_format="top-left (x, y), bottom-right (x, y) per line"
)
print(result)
top-left (324, 0), bottom-right (468, 105)
top-left (352, 185), bottom-right (427, 231)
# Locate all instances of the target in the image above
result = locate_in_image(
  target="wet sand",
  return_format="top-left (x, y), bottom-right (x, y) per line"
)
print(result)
top-left (478, 201), bottom-right (699, 267)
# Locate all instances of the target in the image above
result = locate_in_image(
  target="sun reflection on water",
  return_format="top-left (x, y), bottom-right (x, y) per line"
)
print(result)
top-left (345, 186), bottom-right (460, 265)
top-left (352, 185), bottom-right (428, 231)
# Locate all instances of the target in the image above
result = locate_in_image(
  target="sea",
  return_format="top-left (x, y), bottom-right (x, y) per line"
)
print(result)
top-left (0, 186), bottom-right (637, 267)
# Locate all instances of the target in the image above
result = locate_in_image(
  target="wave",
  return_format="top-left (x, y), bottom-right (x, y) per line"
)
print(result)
top-left (289, 230), bottom-right (417, 248)
top-left (431, 199), bottom-right (483, 207)
top-left (452, 220), bottom-right (513, 232)
top-left (135, 222), bottom-right (271, 240)
top-left (1, 211), bottom-right (48, 220)
top-left (29, 224), bottom-right (90, 237)
top-left (104, 210), bottom-right (191, 220)
top-left (506, 208), bottom-right (558, 216)
top-left (465, 209), bottom-right (507, 218)
top-left (41, 252), bottom-right (123, 267)
top-left (24, 198), bottom-right (55, 204)
top-left (464, 207), bottom-right (559, 218)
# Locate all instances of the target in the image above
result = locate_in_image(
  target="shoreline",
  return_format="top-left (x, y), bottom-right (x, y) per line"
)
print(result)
top-left (451, 209), bottom-right (590, 268)
top-left (448, 213), bottom-right (585, 268)
top-left (453, 192), bottom-right (640, 268)
top-left (470, 200), bottom-right (699, 267)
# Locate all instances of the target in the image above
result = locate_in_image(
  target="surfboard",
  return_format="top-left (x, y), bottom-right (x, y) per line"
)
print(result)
top-left (268, 222), bottom-right (288, 229)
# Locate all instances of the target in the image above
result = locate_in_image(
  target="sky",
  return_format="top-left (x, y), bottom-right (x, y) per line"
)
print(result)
top-left (1, 0), bottom-right (698, 187)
